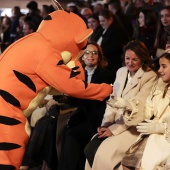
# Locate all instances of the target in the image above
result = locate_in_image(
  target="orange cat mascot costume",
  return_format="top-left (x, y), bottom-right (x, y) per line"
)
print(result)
top-left (0, 5), bottom-right (112, 170)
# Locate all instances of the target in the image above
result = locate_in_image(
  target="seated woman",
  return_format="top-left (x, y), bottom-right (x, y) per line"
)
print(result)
top-left (84, 40), bottom-right (158, 170)
top-left (122, 51), bottom-right (170, 170)
top-left (56, 42), bottom-right (114, 170)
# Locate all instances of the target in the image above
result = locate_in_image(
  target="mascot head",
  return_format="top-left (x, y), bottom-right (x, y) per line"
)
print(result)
top-left (37, 9), bottom-right (93, 62)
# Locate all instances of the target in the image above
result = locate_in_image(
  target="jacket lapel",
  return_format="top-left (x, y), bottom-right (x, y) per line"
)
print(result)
top-left (91, 67), bottom-right (100, 83)
top-left (122, 68), bottom-right (144, 97)
top-left (115, 67), bottom-right (128, 97)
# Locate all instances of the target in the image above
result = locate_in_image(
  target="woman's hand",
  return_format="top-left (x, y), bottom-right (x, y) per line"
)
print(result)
top-left (136, 119), bottom-right (166, 135)
top-left (97, 127), bottom-right (113, 138)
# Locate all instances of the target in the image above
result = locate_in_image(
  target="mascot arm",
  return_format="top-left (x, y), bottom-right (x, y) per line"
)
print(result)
top-left (36, 55), bottom-right (113, 101)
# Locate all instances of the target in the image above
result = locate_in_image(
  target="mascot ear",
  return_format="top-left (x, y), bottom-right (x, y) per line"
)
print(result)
top-left (75, 29), bottom-right (93, 44)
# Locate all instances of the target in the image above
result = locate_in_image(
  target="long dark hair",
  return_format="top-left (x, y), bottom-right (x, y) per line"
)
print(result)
top-left (154, 6), bottom-right (170, 48)
top-left (133, 9), bottom-right (157, 41)
top-left (122, 40), bottom-right (155, 71)
top-left (141, 9), bottom-right (157, 27)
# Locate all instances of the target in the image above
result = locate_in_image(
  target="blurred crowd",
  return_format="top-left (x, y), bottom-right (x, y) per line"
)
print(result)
top-left (0, 1), bottom-right (55, 53)
top-left (1, 0), bottom-right (170, 74)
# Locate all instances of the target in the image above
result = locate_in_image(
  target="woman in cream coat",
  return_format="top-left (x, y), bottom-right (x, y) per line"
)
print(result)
top-left (121, 52), bottom-right (170, 170)
top-left (84, 40), bottom-right (158, 170)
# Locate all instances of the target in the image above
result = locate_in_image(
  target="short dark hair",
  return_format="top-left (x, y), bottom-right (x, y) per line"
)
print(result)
top-left (26, 1), bottom-right (38, 11)
top-left (42, 5), bottom-right (51, 13)
top-left (88, 13), bottom-right (99, 22)
top-left (99, 9), bottom-right (114, 20)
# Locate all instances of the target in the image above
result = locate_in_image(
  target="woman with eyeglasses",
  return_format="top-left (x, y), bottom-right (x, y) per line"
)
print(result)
top-left (57, 42), bottom-right (114, 170)
top-left (84, 40), bottom-right (158, 170)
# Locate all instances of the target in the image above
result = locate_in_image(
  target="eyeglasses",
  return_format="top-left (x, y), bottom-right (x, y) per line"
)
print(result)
top-left (84, 50), bottom-right (98, 56)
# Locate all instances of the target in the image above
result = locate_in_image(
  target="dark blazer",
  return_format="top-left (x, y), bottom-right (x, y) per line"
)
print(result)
top-left (133, 26), bottom-right (157, 56)
top-left (83, 67), bottom-right (114, 129)
top-left (89, 25), bottom-right (103, 43)
top-left (116, 9), bottom-right (134, 38)
top-left (100, 20), bottom-right (129, 79)
top-left (68, 66), bottom-right (114, 130)
top-left (125, 2), bottom-right (138, 21)
top-left (86, 66), bottom-right (114, 84)
top-left (26, 105), bottom-right (60, 170)
top-left (58, 67), bottom-right (114, 170)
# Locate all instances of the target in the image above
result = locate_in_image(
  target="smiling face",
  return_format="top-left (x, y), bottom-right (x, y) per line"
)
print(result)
top-left (138, 12), bottom-right (145, 27)
top-left (82, 44), bottom-right (99, 67)
top-left (160, 9), bottom-right (170, 27)
top-left (125, 49), bottom-right (142, 76)
top-left (88, 18), bottom-right (99, 30)
top-left (158, 57), bottom-right (170, 83)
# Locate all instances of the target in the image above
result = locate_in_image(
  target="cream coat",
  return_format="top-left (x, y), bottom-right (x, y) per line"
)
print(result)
top-left (137, 78), bottom-right (170, 170)
top-left (85, 66), bottom-right (158, 170)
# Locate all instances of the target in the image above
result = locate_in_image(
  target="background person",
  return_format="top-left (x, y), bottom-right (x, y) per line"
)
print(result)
top-left (133, 9), bottom-right (157, 57)
top-left (0, 16), bottom-right (11, 53)
top-left (87, 14), bottom-right (103, 43)
top-left (22, 21), bottom-right (36, 36)
top-left (25, 0), bottom-right (42, 30)
top-left (97, 9), bottom-right (129, 81)
top-left (154, 6), bottom-right (170, 58)
top-left (108, 0), bottom-right (133, 39)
